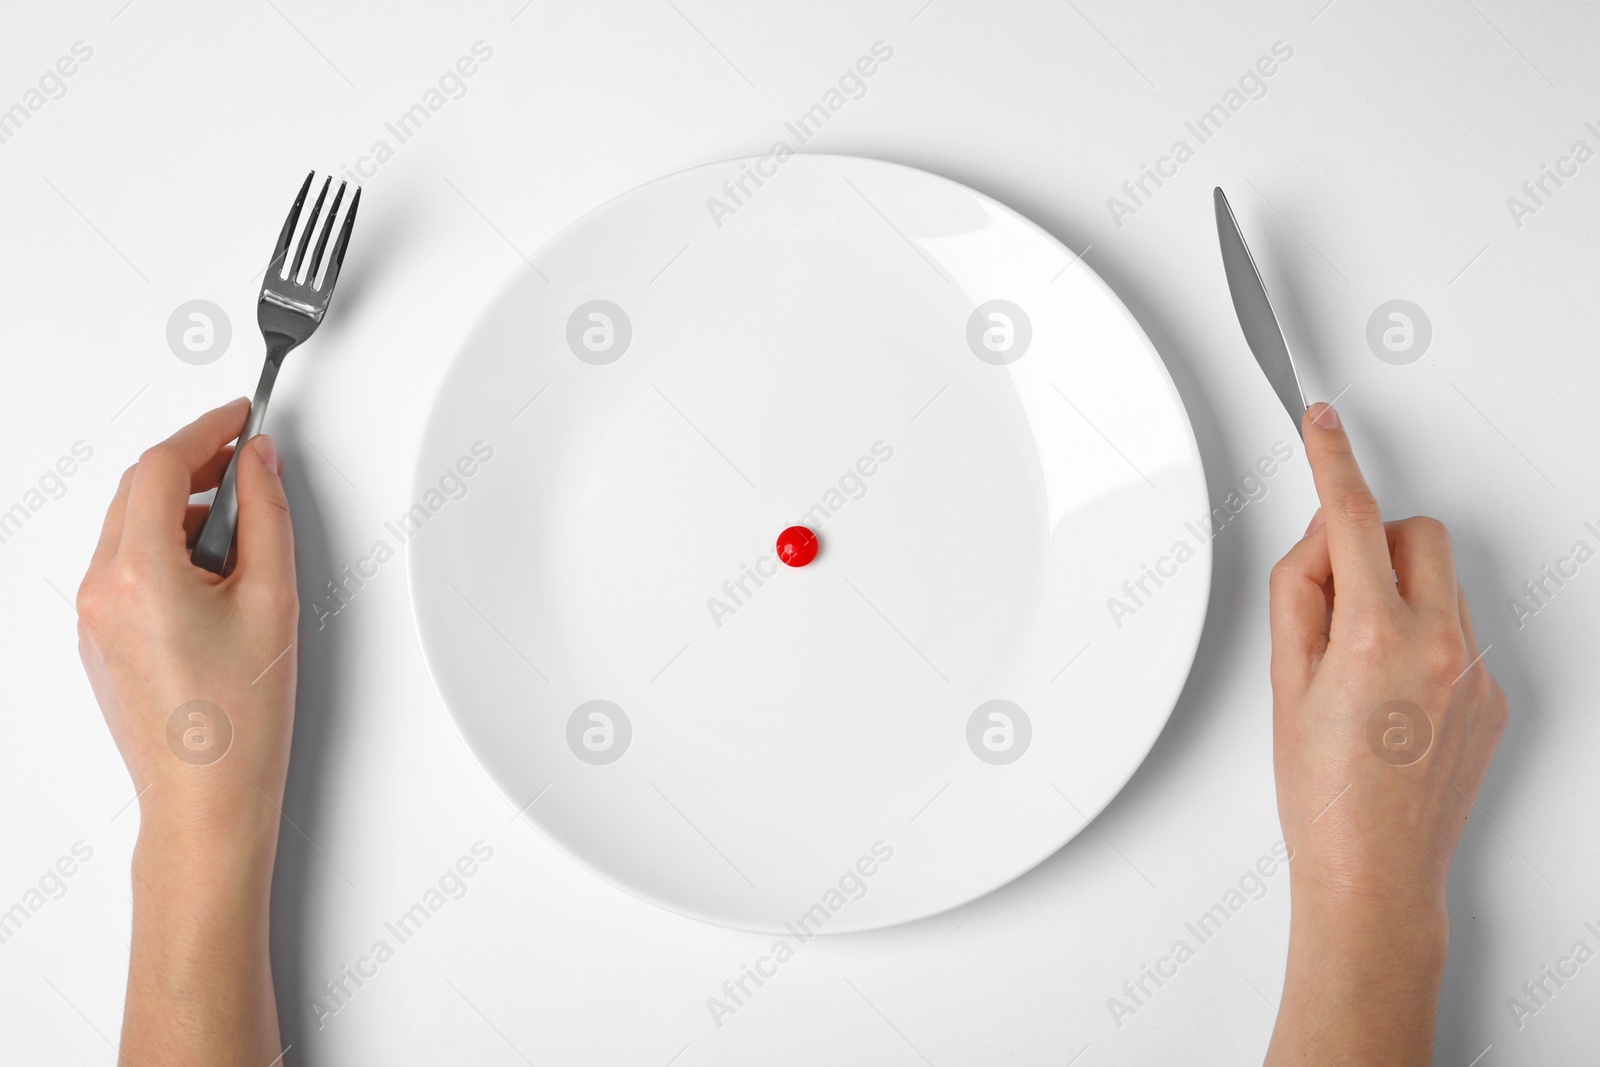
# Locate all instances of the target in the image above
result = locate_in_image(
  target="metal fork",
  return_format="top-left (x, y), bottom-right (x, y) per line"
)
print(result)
top-left (192, 172), bottom-right (360, 574)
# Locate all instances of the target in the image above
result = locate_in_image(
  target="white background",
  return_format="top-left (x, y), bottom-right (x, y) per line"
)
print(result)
top-left (2, 1), bottom-right (1597, 1064)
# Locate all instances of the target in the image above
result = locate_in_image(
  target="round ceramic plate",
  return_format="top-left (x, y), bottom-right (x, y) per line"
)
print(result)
top-left (409, 155), bottom-right (1209, 932)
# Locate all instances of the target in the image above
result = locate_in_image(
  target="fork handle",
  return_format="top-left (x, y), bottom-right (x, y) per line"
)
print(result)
top-left (192, 355), bottom-right (284, 574)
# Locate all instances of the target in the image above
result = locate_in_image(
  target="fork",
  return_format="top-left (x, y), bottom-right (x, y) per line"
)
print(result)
top-left (192, 172), bottom-right (360, 574)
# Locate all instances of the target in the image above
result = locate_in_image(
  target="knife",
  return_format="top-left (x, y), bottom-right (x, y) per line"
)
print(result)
top-left (1213, 186), bottom-right (1308, 437)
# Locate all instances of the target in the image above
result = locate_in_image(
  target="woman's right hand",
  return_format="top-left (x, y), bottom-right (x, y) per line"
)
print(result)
top-left (1263, 401), bottom-right (1507, 1065)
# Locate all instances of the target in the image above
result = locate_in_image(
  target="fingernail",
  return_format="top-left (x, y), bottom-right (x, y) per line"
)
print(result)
top-left (254, 434), bottom-right (280, 475)
top-left (1312, 403), bottom-right (1340, 430)
top-left (1305, 508), bottom-right (1325, 536)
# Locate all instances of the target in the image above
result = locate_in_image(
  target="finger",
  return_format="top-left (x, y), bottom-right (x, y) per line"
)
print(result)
top-left (125, 398), bottom-right (250, 556)
top-left (110, 447), bottom-right (233, 565)
top-left (1268, 522), bottom-right (1333, 690)
top-left (89, 465), bottom-right (137, 572)
top-left (231, 435), bottom-right (296, 593)
top-left (1302, 402), bottom-right (1397, 606)
top-left (1386, 516), bottom-right (1459, 617)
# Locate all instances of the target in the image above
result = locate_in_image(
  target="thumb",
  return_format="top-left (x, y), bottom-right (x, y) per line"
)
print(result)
top-left (233, 434), bottom-right (296, 592)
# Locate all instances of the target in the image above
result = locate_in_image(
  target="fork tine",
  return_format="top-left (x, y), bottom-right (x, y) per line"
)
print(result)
top-left (290, 176), bottom-right (331, 283)
top-left (316, 186), bottom-right (361, 293)
top-left (271, 172), bottom-right (315, 279)
top-left (307, 181), bottom-right (347, 287)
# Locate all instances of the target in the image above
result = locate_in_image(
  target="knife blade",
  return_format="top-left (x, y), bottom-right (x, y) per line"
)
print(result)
top-left (1213, 186), bottom-right (1307, 437)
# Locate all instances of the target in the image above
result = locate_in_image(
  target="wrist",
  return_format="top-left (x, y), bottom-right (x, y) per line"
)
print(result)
top-left (1271, 886), bottom-right (1448, 1066)
top-left (124, 793), bottom-right (281, 1057)
top-left (1288, 875), bottom-right (1450, 984)
top-left (134, 789), bottom-right (281, 898)
top-left (1291, 870), bottom-right (1449, 934)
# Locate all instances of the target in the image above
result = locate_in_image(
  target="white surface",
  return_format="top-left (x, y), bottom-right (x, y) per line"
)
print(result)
top-left (409, 154), bottom-right (1210, 932)
top-left (0, 1), bottom-right (1595, 1063)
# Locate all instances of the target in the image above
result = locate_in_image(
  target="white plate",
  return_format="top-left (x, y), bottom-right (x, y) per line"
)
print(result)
top-left (409, 155), bottom-right (1209, 932)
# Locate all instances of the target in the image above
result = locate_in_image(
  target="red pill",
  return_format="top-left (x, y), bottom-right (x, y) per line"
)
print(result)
top-left (776, 525), bottom-right (819, 568)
